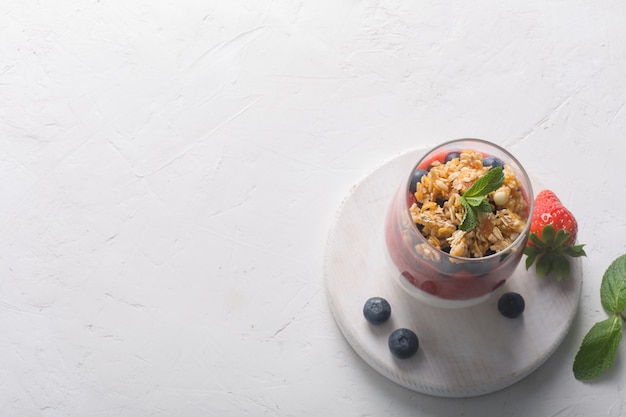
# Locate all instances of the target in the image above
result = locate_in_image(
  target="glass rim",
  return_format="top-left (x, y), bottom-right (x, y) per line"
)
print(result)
top-left (404, 138), bottom-right (535, 262)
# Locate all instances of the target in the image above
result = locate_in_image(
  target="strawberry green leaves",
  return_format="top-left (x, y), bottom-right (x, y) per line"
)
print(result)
top-left (573, 254), bottom-right (626, 380)
top-left (459, 166), bottom-right (504, 232)
top-left (524, 225), bottom-right (586, 280)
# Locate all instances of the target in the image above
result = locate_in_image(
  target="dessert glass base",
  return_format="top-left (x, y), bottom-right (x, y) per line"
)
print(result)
top-left (383, 244), bottom-right (501, 308)
top-left (324, 147), bottom-right (582, 397)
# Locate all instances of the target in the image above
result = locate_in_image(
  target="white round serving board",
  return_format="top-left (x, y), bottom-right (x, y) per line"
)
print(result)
top-left (324, 148), bottom-right (582, 398)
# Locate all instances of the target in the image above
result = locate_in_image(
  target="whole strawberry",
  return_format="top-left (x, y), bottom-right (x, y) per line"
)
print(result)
top-left (524, 190), bottom-right (586, 280)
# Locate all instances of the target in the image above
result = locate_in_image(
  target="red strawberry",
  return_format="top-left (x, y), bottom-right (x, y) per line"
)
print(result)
top-left (524, 190), bottom-right (586, 280)
top-left (529, 190), bottom-right (578, 245)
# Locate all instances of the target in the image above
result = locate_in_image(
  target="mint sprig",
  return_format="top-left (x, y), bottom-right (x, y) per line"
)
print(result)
top-left (573, 254), bottom-right (626, 380)
top-left (458, 166), bottom-right (504, 232)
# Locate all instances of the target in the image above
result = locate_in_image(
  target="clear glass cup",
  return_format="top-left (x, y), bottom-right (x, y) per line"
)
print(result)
top-left (384, 139), bottom-right (534, 308)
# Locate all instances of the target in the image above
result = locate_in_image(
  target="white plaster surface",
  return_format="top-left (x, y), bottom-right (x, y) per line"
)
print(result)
top-left (1, 1), bottom-right (625, 416)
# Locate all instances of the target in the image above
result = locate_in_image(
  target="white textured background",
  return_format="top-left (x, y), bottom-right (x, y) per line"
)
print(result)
top-left (1, 1), bottom-right (625, 416)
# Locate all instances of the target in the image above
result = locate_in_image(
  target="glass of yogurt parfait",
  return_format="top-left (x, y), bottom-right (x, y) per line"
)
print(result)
top-left (384, 139), bottom-right (534, 308)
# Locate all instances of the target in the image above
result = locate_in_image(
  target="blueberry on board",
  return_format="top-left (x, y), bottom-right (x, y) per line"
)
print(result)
top-left (363, 297), bottom-right (391, 324)
top-left (483, 156), bottom-right (504, 168)
top-left (409, 169), bottom-right (428, 193)
top-left (497, 292), bottom-right (525, 318)
top-left (444, 152), bottom-right (461, 163)
top-left (388, 328), bottom-right (419, 359)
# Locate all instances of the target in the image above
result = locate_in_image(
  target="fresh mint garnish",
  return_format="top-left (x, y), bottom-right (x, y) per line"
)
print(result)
top-left (573, 254), bottom-right (626, 380)
top-left (601, 253), bottom-right (626, 313)
top-left (573, 316), bottom-right (622, 380)
top-left (458, 166), bottom-right (504, 232)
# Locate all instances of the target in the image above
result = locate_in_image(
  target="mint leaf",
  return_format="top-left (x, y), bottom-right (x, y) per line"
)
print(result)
top-left (462, 166), bottom-right (504, 198)
top-left (475, 200), bottom-right (492, 213)
top-left (600, 253), bottom-right (626, 313)
top-left (459, 198), bottom-right (477, 231)
top-left (458, 167), bottom-right (504, 232)
top-left (464, 196), bottom-right (486, 207)
top-left (573, 315), bottom-right (622, 380)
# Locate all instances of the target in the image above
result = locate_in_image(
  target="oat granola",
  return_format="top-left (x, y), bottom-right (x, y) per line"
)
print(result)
top-left (410, 150), bottom-right (527, 258)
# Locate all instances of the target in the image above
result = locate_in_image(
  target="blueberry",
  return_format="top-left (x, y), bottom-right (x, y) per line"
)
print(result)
top-left (497, 292), bottom-right (525, 318)
top-left (363, 297), bottom-right (391, 324)
top-left (482, 156), bottom-right (504, 168)
top-left (409, 169), bottom-right (428, 193)
top-left (444, 152), bottom-right (461, 163)
top-left (388, 328), bottom-right (419, 359)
